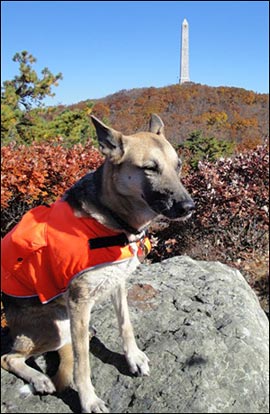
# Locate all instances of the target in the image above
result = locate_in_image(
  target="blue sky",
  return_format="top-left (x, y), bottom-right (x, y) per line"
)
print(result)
top-left (1, 1), bottom-right (269, 106)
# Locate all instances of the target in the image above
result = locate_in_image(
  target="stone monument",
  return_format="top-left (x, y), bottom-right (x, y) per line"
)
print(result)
top-left (180, 18), bottom-right (190, 84)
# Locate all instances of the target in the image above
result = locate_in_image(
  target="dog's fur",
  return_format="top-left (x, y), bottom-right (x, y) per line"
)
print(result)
top-left (1, 114), bottom-right (194, 413)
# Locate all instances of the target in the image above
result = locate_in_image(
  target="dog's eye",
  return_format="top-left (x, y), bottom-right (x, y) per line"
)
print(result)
top-left (142, 161), bottom-right (160, 173)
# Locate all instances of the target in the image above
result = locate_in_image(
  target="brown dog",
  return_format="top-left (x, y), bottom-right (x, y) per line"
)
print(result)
top-left (1, 114), bottom-right (194, 413)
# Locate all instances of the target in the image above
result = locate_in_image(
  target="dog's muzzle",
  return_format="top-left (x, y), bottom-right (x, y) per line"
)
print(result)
top-left (144, 189), bottom-right (195, 220)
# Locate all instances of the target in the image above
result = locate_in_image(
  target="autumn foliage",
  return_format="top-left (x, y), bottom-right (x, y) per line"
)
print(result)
top-left (89, 83), bottom-right (269, 151)
top-left (162, 145), bottom-right (268, 256)
top-left (1, 140), bottom-right (103, 235)
top-left (2, 141), bottom-right (268, 255)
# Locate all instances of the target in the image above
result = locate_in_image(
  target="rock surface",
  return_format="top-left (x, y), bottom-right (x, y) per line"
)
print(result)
top-left (1, 256), bottom-right (269, 413)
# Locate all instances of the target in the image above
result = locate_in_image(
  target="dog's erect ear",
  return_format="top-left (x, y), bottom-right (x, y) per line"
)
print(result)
top-left (149, 114), bottom-right (165, 135)
top-left (91, 115), bottom-right (124, 163)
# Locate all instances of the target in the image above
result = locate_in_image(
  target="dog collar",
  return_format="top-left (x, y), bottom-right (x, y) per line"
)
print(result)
top-left (89, 232), bottom-right (129, 249)
top-left (88, 230), bottom-right (150, 261)
top-left (89, 230), bottom-right (148, 249)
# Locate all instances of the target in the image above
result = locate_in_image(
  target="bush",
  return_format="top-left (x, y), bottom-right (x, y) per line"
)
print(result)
top-left (2, 142), bottom-right (268, 254)
top-left (150, 145), bottom-right (269, 258)
top-left (1, 140), bottom-right (104, 236)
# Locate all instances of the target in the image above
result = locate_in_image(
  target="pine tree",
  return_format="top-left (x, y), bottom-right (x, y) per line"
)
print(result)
top-left (1, 51), bottom-right (62, 143)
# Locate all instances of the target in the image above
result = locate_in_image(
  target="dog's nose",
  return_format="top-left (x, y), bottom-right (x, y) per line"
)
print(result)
top-left (181, 199), bottom-right (195, 214)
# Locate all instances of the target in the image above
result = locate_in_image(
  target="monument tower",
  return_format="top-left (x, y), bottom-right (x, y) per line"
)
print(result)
top-left (180, 18), bottom-right (190, 84)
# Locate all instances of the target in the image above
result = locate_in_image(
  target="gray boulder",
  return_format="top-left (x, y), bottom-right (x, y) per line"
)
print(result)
top-left (1, 256), bottom-right (269, 413)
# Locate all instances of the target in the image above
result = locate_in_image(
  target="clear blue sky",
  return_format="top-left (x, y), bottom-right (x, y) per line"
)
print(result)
top-left (1, 1), bottom-right (269, 106)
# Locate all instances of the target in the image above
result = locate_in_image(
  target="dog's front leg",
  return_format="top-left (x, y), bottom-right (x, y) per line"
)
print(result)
top-left (68, 283), bottom-right (108, 413)
top-left (111, 282), bottom-right (150, 376)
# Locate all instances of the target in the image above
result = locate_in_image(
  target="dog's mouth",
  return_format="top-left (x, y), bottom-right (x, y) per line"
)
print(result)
top-left (160, 206), bottom-right (194, 221)
top-left (165, 210), bottom-right (194, 221)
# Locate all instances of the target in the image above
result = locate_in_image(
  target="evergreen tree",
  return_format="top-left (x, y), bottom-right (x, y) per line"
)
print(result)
top-left (179, 130), bottom-right (235, 169)
top-left (1, 51), bottom-right (62, 144)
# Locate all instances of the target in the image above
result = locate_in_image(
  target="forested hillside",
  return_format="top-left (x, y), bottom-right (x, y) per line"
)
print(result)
top-left (82, 82), bottom-right (268, 151)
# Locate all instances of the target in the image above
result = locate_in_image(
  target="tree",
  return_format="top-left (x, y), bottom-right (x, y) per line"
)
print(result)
top-left (2, 51), bottom-right (62, 110)
top-left (1, 51), bottom-right (62, 143)
top-left (1, 51), bottom-right (98, 146)
top-left (179, 130), bottom-right (235, 169)
top-left (48, 105), bottom-right (97, 147)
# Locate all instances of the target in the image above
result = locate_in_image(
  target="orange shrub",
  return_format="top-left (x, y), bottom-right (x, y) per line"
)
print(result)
top-left (1, 140), bottom-right (104, 235)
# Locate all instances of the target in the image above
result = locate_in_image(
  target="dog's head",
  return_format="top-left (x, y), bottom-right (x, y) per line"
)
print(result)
top-left (91, 114), bottom-right (194, 222)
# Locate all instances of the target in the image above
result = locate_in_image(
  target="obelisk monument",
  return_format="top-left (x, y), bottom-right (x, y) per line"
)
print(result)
top-left (180, 18), bottom-right (190, 84)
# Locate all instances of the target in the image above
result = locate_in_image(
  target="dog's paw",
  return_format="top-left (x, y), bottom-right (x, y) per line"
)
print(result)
top-left (82, 395), bottom-right (109, 413)
top-left (125, 347), bottom-right (150, 376)
top-left (31, 373), bottom-right (56, 394)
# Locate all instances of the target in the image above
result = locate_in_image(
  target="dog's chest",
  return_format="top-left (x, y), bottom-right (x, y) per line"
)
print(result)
top-left (83, 243), bottom-right (141, 303)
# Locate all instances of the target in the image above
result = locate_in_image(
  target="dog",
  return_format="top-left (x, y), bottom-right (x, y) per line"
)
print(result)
top-left (1, 114), bottom-right (194, 413)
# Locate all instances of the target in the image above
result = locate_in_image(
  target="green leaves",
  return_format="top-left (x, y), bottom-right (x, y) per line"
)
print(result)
top-left (1, 51), bottom-right (99, 146)
top-left (179, 130), bottom-right (235, 169)
top-left (1, 51), bottom-right (63, 144)
top-left (9, 51), bottom-right (62, 110)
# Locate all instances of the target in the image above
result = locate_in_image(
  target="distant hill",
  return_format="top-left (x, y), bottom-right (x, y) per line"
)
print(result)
top-left (68, 83), bottom-right (269, 149)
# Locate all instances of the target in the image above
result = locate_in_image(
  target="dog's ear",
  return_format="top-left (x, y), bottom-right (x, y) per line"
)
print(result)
top-left (91, 115), bottom-right (124, 163)
top-left (149, 114), bottom-right (164, 135)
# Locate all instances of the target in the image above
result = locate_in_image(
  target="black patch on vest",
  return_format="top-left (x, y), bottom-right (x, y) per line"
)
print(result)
top-left (89, 233), bottom-right (129, 250)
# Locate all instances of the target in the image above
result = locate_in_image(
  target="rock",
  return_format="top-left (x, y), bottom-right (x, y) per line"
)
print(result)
top-left (1, 256), bottom-right (269, 413)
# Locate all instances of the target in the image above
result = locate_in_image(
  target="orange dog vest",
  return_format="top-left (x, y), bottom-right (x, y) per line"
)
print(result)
top-left (1, 200), bottom-right (151, 304)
